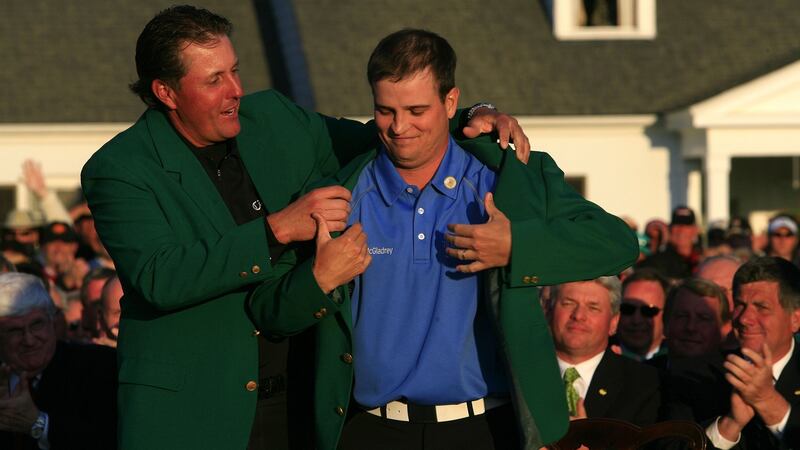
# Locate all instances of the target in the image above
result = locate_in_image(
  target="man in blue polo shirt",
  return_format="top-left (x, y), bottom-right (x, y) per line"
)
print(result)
top-left (251, 29), bottom-right (638, 450)
top-left (331, 29), bottom-right (636, 450)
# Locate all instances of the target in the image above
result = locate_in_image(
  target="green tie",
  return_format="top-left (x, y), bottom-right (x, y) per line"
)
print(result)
top-left (563, 367), bottom-right (581, 416)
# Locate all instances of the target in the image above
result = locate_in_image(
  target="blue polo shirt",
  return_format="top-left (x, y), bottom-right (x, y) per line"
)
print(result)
top-left (348, 137), bottom-right (506, 407)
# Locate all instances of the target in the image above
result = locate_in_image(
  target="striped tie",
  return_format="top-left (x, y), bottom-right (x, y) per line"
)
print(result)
top-left (563, 367), bottom-right (581, 416)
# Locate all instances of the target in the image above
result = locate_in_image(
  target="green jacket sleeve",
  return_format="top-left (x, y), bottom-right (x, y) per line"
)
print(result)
top-left (499, 151), bottom-right (639, 287)
top-left (248, 247), bottom-right (344, 336)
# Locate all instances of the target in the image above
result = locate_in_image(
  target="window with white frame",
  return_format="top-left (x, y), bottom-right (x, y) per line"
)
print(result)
top-left (550, 0), bottom-right (657, 41)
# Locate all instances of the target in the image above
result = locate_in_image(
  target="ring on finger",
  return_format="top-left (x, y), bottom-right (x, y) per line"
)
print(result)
top-left (459, 249), bottom-right (466, 260)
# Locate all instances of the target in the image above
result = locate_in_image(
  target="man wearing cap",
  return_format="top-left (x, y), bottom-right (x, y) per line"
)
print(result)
top-left (765, 215), bottom-right (799, 268)
top-left (1, 211), bottom-right (42, 266)
top-left (37, 222), bottom-right (88, 298)
top-left (639, 206), bottom-right (701, 280)
top-left (0, 272), bottom-right (117, 450)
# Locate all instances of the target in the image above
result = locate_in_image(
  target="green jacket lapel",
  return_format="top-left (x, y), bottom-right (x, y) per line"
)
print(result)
top-left (236, 113), bottom-right (292, 215)
top-left (145, 109), bottom-right (235, 235)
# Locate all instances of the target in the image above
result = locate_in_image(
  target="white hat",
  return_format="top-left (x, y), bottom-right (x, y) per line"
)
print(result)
top-left (3, 209), bottom-right (42, 229)
top-left (769, 216), bottom-right (798, 235)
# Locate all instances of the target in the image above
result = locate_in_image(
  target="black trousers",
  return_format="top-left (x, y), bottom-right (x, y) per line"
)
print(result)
top-left (338, 403), bottom-right (520, 450)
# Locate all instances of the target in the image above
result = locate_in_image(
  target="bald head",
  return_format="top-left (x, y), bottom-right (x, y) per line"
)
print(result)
top-left (697, 256), bottom-right (742, 311)
top-left (99, 276), bottom-right (122, 343)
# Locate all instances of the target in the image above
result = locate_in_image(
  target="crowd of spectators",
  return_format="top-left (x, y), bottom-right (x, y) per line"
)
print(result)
top-left (0, 162), bottom-right (120, 448)
top-left (0, 159), bottom-right (798, 449)
top-left (548, 205), bottom-right (800, 449)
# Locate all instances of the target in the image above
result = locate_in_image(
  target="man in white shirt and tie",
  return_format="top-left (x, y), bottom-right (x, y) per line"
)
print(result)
top-left (545, 276), bottom-right (661, 425)
top-left (706, 256), bottom-right (800, 449)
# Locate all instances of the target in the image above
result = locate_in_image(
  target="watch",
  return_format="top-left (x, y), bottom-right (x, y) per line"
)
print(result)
top-left (30, 411), bottom-right (47, 440)
top-left (465, 102), bottom-right (497, 121)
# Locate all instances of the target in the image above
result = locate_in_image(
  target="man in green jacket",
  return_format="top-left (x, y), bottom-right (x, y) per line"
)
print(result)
top-left (251, 29), bottom-right (638, 450)
top-left (82, 6), bottom-right (529, 450)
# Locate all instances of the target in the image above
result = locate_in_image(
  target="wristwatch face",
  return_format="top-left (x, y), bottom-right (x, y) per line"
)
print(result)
top-left (30, 413), bottom-right (46, 439)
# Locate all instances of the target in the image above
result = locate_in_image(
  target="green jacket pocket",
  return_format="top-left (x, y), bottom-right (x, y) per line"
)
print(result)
top-left (119, 357), bottom-right (186, 392)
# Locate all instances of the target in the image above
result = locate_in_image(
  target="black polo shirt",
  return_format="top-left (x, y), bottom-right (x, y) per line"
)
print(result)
top-left (189, 138), bottom-right (285, 260)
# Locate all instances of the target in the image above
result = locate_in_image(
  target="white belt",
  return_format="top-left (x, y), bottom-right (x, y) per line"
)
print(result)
top-left (365, 397), bottom-right (508, 423)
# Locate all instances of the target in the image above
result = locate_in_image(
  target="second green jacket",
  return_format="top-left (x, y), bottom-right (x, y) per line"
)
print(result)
top-left (250, 134), bottom-right (639, 450)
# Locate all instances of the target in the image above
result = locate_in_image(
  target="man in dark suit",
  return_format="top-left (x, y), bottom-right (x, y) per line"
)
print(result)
top-left (653, 278), bottom-right (732, 426)
top-left (546, 277), bottom-right (661, 425)
top-left (81, 6), bottom-right (532, 450)
top-left (0, 272), bottom-right (117, 450)
top-left (705, 257), bottom-right (800, 449)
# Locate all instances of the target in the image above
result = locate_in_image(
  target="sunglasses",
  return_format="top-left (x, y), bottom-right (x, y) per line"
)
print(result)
top-left (620, 302), bottom-right (661, 318)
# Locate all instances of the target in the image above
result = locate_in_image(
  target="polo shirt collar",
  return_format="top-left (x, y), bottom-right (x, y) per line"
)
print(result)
top-left (373, 137), bottom-right (467, 206)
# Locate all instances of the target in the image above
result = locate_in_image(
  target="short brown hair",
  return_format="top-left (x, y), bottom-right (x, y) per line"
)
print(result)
top-left (130, 5), bottom-right (233, 109)
top-left (665, 277), bottom-right (730, 325)
top-left (367, 29), bottom-right (456, 100)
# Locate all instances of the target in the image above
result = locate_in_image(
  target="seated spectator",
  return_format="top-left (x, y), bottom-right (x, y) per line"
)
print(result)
top-left (1, 210), bottom-right (41, 266)
top-left (697, 256), bottom-right (742, 313)
top-left (94, 275), bottom-right (121, 348)
top-left (78, 268), bottom-right (116, 341)
top-left (645, 219), bottom-right (669, 256)
top-left (0, 272), bottom-right (117, 450)
top-left (70, 203), bottom-right (113, 270)
top-left (727, 216), bottom-right (755, 262)
top-left (545, 277), bottom-right (661, 426)
top-left (764, 214), bottom-right (799, 268)
top-left (638, 206), bottom-right (701, 281)
top-left (656, 278), bottom-right (733, 427)
top-left (37, 222), bottom-right (88, 301)
top-left (664, 278), bottom-right (731, 358)
top-left (704, 220), bottom-right (732, 259)
top-left (706, 257), bottom-right (800, 449)
top-left (697, 255), bottom-right (743, 351)
top-left (616, 269), bottom-right (670, 361)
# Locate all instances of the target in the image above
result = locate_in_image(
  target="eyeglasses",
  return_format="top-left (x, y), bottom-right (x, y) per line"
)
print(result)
top-left (770, 232), bottom-right (795, 238)
top-left (620, 302), bottom-right (661, 318)
top-left (0, 317), bottom-right (51, 340)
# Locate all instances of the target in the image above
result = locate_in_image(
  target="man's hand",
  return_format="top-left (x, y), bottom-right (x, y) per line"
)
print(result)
top-left (0, 373), bottom-right (39, 434)
top-left (461, 108), bottom-right (531, 164)
top-left (266, 186), bottom-right (352, 244)
top-left (22, 160), bottom-right (48, 199)
top-left (311, 214), bottom-right (371, 294)
top-left (717, 391), bottom-right (755, 442)
top-left (725, 345), bottom-right (790, 426)
top-left (446, 192), bottom-right (511, 273)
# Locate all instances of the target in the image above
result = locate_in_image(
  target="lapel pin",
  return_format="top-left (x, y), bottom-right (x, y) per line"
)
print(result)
top-left (444, 176), bottom-right (457, 189)
top-left (598, 388), bottom-right (607, 396)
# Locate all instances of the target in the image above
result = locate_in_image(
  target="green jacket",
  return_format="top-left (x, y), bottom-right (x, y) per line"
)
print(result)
top-left (250, 135), bottom-right (639, 450)
top-left (81, 90), bottom-right (378, 450)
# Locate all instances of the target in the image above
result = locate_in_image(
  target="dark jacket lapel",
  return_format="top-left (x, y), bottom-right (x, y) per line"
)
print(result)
top-left (585, 350), bottom-right (623, 418)
top-left (776, 346), bottom-right (800, 405)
